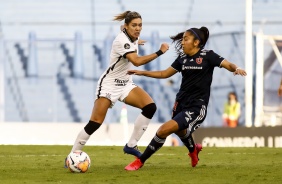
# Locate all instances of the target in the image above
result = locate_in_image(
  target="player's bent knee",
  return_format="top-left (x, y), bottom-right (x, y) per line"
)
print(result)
top-left (141, 103), bottom-right (157, 119)
top-left (157, 122), bottom-right (177, 138)
top-left (156, 129), bottom-right (169, 138)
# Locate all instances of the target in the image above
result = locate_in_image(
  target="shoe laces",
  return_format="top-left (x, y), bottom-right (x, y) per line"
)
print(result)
top-left (133, 145), bottom-right (140, 152)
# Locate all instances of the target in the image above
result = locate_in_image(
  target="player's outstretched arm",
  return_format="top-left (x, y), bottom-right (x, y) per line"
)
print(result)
top-left (126, 43), bottom-right (169, 66)
top-left (220, 59), bottom-right (247, 76)
top-left (128, 66), bottom-right (177, 79)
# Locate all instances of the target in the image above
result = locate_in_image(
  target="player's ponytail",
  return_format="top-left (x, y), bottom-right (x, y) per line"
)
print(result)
top-left (113, 11), bottom-right (142, 24)
top-left (199, 26), bottom-right (209, 48)
top-left (170, 32), bottom-right (185, 55)
top-left (113, 11), bottom-right (131, 21)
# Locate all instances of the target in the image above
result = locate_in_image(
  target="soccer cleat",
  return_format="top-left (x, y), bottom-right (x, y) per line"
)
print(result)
top-left (123, 144), bottom-right (142, 158)
top-left (188, 143), bottom-right (203, 167)
top-left (125, 158), bottom-right (144, 171)
top-left (64, 157), bottom-right (68, 168)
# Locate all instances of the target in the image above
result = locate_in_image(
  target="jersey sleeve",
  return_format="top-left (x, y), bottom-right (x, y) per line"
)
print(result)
top-left (207, 50), bottom-right (225, 67)
top-left (171, 55), bottom-right (182, 72)
top-left (113, 39), bottom-right (137, 58)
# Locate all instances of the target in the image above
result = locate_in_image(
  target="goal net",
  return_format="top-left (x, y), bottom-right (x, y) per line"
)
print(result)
top-left (255, 33), bottom-right (282, 127)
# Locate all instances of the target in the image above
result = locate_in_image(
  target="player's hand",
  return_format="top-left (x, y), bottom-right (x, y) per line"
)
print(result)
top-left (159, 43), bottom-right (169, 54)
top-left (138, 39), bottom-right (146, 45)
top-left (127, 70), bottom-right (143, 75)
top-left (233, 68), bottom-right (247, 76)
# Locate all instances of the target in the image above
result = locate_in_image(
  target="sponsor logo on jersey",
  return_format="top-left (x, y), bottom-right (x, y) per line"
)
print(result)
top-left (200, 52), bottom-right (206, 56)
top-left (182, 65), bottom-right (203, 70)
top-left (196, 57), bottom-right (203, 64)
top-left (190, 59), bottom-right (194, 62)
top-left (114, 79), bottom-right (129, 86)
top-left (124, 43), bottom-right (130, 49)
top-left (183, 59), bottom-right (187, 63)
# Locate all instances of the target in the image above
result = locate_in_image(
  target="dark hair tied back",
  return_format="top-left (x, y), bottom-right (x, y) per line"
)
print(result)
top-left (199, 26), bottom-right (209, 48)
top-left (113, 11), bottom-right (142, 24)
top-left (169, 26), bottom-right (210, 55)
top-left (125, 11), bottom-right (141, 24)
top-left (188, 27), bottom-right (209, 48)
top-left (170, 31), bottom-right (185, 55)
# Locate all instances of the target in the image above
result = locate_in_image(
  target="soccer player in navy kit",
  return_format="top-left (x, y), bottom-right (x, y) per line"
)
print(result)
top-left (65, 10), bottom-right (169, 167)
top-left (125, 26), bottom-right (247, 170)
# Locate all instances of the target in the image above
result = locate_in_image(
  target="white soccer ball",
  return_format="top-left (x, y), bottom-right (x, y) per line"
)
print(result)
top-left (66, 150), bottom-right (91, 173)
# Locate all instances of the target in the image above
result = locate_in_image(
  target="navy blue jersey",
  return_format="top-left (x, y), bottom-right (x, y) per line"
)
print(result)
top-left (171, 49), bottom-right (224, 106)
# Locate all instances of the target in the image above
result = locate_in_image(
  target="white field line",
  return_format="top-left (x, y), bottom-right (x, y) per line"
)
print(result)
top-left (207, 152), bottom-right (266, 155)
top-left (0, 152), bottom-right (267, 157)
top-left (0, 154), bottom-right (177, 157)
top-left (0, 154), bottom-right (66, 157)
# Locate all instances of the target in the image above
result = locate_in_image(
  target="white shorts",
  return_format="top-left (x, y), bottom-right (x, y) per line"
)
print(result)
top-left (95, 81), bottom-right (137, 108)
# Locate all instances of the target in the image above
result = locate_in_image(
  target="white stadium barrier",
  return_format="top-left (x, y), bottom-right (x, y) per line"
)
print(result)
top-left (0, 122), bottom-right (172, 146)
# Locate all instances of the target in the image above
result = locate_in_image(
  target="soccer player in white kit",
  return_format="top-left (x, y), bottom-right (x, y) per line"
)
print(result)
top-left (65, 10), bottom-right (169, 166)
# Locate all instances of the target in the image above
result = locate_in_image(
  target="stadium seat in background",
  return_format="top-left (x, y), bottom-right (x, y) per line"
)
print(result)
top-left (60, 43), bottom-right (74, 77)
top-left (1, 0), bottom-right (282, 126)
top-left (14, 43), bottom-right (28, 77)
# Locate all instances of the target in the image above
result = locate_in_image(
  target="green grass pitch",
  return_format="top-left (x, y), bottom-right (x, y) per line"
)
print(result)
top-left (0, 145), bottom-right (281, 184)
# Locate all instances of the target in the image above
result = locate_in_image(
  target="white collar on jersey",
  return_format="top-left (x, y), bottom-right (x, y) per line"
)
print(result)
top-left (122, 29), bottom-right (138, 43)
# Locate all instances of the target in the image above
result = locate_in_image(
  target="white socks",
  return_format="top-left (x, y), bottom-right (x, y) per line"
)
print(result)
top-left (127, 114), bottom-right (150, 147)
top-left (70, 114), bottom-right (151, 150)
top-left (71, 129), bottom-right (90, 152)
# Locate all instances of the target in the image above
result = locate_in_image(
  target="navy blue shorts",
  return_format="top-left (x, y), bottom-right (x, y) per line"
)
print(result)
top-left (172, 99), bottom-right (207, 133)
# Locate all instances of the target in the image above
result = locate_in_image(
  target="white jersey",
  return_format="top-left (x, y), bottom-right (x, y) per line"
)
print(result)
top-left (95, 29), bottom-right (139, 107)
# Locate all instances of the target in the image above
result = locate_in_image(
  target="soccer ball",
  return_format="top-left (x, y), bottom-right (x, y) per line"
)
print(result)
top-left (66, 150), bottom-right (91, 173)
